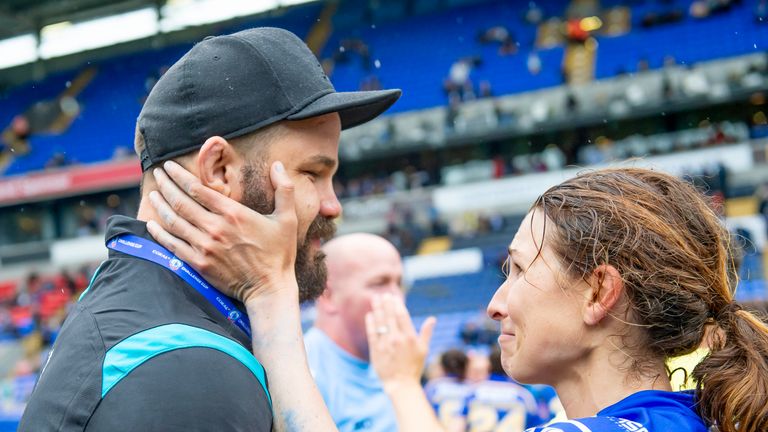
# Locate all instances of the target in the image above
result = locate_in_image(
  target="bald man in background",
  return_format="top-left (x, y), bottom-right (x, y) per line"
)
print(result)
top-left (304, 233), bottom-right (405, 432)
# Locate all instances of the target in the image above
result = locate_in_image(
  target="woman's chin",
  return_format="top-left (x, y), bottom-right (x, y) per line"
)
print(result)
top-left (503, 358), bottom-right (536, 384)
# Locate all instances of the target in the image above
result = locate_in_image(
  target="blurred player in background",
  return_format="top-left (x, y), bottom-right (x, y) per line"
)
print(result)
top-left (424, 349), bottom-right (472, 431)
top-left (462, 346), bottom-right (562, 431)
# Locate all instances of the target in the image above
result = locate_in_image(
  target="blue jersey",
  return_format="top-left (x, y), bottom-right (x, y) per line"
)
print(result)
top-left (525, 384), bottom-right (564, 424)
top-left (463, 375), bottom-right (548, 431)
top-left (425, 376), bottom-right (474, 430)
top-left (525, 390), bottom-right (706, 432)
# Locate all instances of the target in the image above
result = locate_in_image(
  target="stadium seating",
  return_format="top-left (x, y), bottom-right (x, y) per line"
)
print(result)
top-left (595, 0), bottom-right (767, 78)
top-left (407, 268), bottom-right (502, 316)
top-left (1, 0), bottom-right (765, 177)
top-left (325, 0), bottom-right (568, 111)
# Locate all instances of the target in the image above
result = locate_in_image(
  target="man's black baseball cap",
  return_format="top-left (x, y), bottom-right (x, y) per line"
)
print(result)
top-left (137, 27), bottom-right (401, 171)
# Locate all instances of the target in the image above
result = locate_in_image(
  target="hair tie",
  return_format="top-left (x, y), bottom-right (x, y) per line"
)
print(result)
top-left (715, 302), bottom-right (742, 320)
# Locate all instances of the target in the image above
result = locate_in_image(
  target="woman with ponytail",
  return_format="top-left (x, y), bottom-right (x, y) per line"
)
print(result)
top-left (366, 167), bottom-right (768, 432)
top-left (484, 167), bottom-right (768, 431)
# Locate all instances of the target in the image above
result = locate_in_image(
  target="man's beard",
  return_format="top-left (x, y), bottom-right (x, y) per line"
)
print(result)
top-left (241, 163), bottom-right (336, 303)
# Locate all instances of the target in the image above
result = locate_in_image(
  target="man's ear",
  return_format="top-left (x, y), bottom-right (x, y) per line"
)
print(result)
top-left (196, 136), bottom-right (243, 199)
top-left (315, 282), bottom-right (340, 315)
top-left (584, 264), bottom-right (624, 326)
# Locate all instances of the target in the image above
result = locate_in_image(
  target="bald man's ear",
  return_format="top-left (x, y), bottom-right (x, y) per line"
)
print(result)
top-left (196, 136), bottom-right (244, 199)
top-left (315, 283), bottom-right (340, 315)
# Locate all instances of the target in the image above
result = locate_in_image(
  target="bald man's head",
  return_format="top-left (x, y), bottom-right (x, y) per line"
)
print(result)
top-left (315, 233), bottom-right (404, 360)
top-left (322, 233), bottom-right (402, 281)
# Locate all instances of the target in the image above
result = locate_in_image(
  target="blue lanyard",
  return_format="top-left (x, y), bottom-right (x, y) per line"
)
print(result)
top-left (107, 234), bottom-right (252, 339)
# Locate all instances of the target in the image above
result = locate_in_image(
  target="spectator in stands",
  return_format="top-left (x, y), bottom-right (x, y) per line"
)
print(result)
top-left (334, 38), bottom-right (372, 71)
top-left (477, 25), bottom-right (517, 56)
top-left (360, 75), bottom-right (382, 91)
top-left (564, 18), bottom-right (590, 43)
top-left (757, 0), bottom-right (768, 22)
top-left (44, 152), bottom-right (70, 169)
top-left (527, 51), bottom-right (542, 75)
top-left (443, 57), bottom-right (481, 103)
top-left (303, 233), bottom-right (410, 431)
top-left (478, 80), bottom-right (493, 98)
top-left (541, 144), bottom-right (566, 171)
top-left (565, 91), bottom-right (579, 112)
top-left (637, 57), bottom-right (650, 72)
top-left (75, 206), bottom-right (99, 236)
top-left (640, 8), bottom-right (684, 28)
top-left (11, 114), bottom-right (30, 140)
top-left (690, 0), bottom-right (738, 19)
top-left (140, 65), bottom-right (169, 104)
top-left (525, 2), bottom-right (544, 24)
top-left (20, 27), bottom-right (400, 432)
top-left (756, 182), bottom-right (768, 237)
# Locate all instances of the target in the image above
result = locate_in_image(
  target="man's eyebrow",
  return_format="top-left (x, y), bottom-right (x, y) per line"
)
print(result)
top-left (305, 155), bottom-right (337, 169)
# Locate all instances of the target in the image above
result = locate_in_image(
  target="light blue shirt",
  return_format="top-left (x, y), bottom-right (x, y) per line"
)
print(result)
top-left (304, 327), bottom-right (398, 432)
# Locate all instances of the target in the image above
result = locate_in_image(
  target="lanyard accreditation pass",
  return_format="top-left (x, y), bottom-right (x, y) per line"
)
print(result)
top-left (107, 234), bottom-right (252, 339)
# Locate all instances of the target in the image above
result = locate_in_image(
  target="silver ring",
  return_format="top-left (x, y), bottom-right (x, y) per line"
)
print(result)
top-left (375, 326), bottom-right (389, 335)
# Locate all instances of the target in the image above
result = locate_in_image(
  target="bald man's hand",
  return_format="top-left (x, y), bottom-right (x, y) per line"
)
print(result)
top-left (147, 160), bottom-right (299, 303)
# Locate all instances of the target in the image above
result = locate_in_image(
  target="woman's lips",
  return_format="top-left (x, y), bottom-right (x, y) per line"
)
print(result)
top-left (498, 333), bottom-right (516, 343)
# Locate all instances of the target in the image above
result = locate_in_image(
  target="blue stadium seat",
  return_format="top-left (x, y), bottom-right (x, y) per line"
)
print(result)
top-left (2, 0), bottom-right (765, 177)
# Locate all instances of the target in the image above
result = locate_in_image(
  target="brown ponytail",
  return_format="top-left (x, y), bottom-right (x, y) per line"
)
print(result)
top-left (693, 304), bottom-right (768, 432)
top-left (533, 168), bottom-right (768, 432)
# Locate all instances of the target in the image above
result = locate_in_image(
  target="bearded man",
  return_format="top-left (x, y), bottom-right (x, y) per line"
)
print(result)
top-left (20, 27), bottom-right (399, 432)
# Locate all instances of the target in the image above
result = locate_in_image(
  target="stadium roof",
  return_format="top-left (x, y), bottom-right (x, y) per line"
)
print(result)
top-left (0, 0), bottom-right (153, 39)
top-left (0, 0), bottom-right (319, 87)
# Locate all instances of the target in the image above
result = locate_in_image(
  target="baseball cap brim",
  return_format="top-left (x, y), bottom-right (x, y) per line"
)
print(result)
top-left (286, 89), bottom-right (401, 130)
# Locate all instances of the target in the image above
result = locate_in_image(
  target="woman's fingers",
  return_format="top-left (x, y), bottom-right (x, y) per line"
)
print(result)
top-left (270, 161), bottom-right (297, 225)
top-left (162, 161), bottom-right (234, 216)
top-left (146, 220), bottom-right (195, 263)
top-left (148, 190), bottom-right (207, 248)
top-left (153, 166), bottom-right (216, 229)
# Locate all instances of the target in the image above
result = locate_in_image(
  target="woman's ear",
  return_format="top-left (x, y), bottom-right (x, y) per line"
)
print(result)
top-left (196, 136), bottom-right (243, 199)
top-left (584, 264), bottom-right (624, 326)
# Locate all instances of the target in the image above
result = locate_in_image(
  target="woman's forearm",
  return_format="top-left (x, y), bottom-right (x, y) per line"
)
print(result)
top-left (245, 286), bottom-right (338, 432)
top-left (383, 381), bottom-right (446, 432)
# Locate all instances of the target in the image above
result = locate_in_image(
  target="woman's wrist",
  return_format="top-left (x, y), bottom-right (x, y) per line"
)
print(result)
top-left (243, 275), bottom-right (303, 353)
top-left (381, 377), bottom-right (423, 397)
